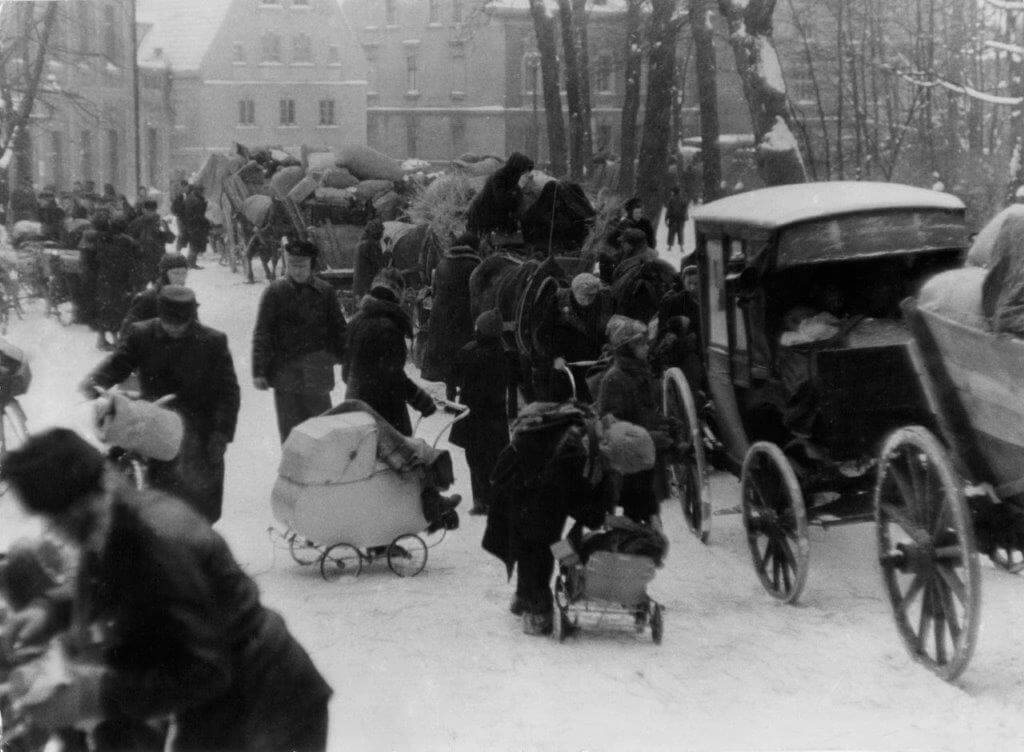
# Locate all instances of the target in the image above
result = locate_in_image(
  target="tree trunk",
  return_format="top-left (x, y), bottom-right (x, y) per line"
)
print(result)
top-left (717, 0), bottom-right (807, 186)
top-left (1005, 12), bottom-right (1024, 204)
top-left (528, 0), bottom-right (567, 176)
top-left (618, 0), bottom-right (644, 195)
top-left (637, 0), bottom-right (682, 222)
top-left (691, 0), bottom-right (722, 201)
top-left (557, 0), bottom-right (585, 179)
top-left (572, 0), bottom-right (593, 169)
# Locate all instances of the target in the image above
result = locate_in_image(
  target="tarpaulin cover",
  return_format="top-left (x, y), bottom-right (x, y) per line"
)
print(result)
top-left (519, 179), bottom-right (595, 251)
top-left (337, 144), bottom-right (403, 182)
top-left (967, 205), bottom-right (1024, 268)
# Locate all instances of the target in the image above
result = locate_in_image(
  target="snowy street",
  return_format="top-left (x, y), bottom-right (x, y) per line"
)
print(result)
top-left (5, 260), bottom-right (1024, 751)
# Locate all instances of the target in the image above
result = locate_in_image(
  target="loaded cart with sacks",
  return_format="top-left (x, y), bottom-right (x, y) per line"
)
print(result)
top-left (270, 399), bottom-right (469, 578)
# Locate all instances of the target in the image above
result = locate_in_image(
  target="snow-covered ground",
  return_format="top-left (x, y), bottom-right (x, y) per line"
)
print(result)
top-left (4, 256), bottom-right (1024, 751)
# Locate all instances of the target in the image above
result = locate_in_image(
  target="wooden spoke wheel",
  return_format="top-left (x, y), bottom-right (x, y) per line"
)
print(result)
top-left (662, 367), bottom-right (710, 543)
top-left (874, 426), bottom-right (981, 682)
top-left (386, 534), bottom-right (428, 577)
top-left (741, 442), bottom-right (810, 604)
top-left (320, 543), bottom-right (362, 581)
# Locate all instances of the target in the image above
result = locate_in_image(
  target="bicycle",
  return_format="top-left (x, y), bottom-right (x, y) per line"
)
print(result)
top-left (89, 388), bottom-right (182, 491)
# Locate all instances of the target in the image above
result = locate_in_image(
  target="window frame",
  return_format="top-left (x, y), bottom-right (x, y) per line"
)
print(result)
top-left (260, 33), bottom-right (282, 64)
top-left (279, 98), bottom-right (296, 126)
top-left (238, 98), bottom-right (256, 126)
top-left (318, 99), bottom-right (336, 126)
top-left (291, 33), bottom-right (313, 64)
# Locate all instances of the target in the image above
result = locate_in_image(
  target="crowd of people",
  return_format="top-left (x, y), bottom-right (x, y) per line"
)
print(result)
top-left (0, 157), bottom-right (700, 749)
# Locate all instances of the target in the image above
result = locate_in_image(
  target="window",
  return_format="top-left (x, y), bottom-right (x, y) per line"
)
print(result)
top-left (319, 99), bottom-right (336, 126)
top-left (147, 127), bottom-right (159, 187)
top-left (594, 54), bottom-right (613, 93)
top-left (238, 99), bottom-right (255, 125)
top-left (107, 129), bottom-right (119, 187)
top-left (385, 0), bottom-right (397, 25)
top-left (292, 34), bottom-right (313, 63)
top-left (406, 116), bottom-right (417, 157)
top-left (406, 53), bottom-right (418, 92)
top-left (232, 42), bottom-right (246, 64)
top-left (80, 130), bottom-right (93, 182)
top-left (452, 0), bottom-right (463, 22)
top-left (596, 123), bottom-right (612, 152)
top-left (260, 33), bottom-right (282, 63)
top-left (102, 5), bottom-right (120, 63)
top-left (327, 43), bottom-right (341, 64)
top-left (522, 52), bottom-right (540, 95)
top-left (279, 99), bottom-right (296, 125)
top-left (428, 0), bottom-right (440, 23)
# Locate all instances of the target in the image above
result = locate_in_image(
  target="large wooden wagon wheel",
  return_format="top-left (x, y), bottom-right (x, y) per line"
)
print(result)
top-left (662, 367), bottom-right (710, 543)
top-left (741, 442), bottom-right (810, 604)
top-left (874, 426), bottom-right (981, 682)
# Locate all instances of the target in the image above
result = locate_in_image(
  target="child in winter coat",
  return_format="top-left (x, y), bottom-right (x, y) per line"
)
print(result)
top-left (449, 309), bottom-right (517, 515)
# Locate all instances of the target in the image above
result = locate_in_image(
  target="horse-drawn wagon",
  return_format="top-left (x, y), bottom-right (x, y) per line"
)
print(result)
top-left (673, 181), bottom-right (1024, 680)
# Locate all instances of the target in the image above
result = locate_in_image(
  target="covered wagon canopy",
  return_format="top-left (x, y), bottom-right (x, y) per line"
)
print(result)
top-left (692, 181), bottom-right (968, 271)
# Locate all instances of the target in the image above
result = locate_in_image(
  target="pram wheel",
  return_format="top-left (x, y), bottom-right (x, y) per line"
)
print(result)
top-left (650, 602), bottom-right (664, 645)
top-left (320, 543), bottom-right (362, 580)
top-left (386, 534), bottom-right (427, 577)
top-left (289, 535), bottom-right (321, 566)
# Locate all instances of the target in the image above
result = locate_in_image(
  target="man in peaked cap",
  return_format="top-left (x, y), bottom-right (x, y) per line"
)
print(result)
top-left (83, 286), bottom-right (241, 523)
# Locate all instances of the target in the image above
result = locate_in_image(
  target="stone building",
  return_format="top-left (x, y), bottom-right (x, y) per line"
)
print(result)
top-left (0, 0), bottom-right (172, 197)
top-left (138, 0), bottom-right (368, 182)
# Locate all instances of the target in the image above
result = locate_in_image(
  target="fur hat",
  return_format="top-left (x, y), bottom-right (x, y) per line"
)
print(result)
top-left (621, 228), bottom-right (647, 248)
top-left (571, 273), bottom-right (601, 299)
top-left (475, 309), bottom-right (503, 339)
top-left (158, 286), bottom-right (198, 324)
top-left (284, 239), bottom-right (319, 258)
top-left (598, 419), bottom-right (656, 474)
top-left (157, 253), bottom-right (190, 275)
top-left (0, 429), bottom-right (105, 515)
top-left (369, 276), bottom-right (401, 304)
top-left (624, 197), bottom-right (642, 213)
top-left (606, 314), bottom-right (648, 350)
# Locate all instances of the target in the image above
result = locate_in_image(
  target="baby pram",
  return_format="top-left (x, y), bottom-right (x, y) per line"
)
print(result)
top-left (551, 515), bottom-right (666, 644)
top-left (270, 399), bottom-right (468, 579)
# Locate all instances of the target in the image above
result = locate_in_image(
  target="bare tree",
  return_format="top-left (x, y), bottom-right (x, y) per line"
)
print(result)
top-left (618, 0), bottom-right (644, 195)
top-left (528, 0), bottom-right (568, 175)
top-left (571, 0), bottom-right (593, 168)
top-left (636, 0), bottom-right (684, 218)
top-left (691, 0), bottom-right (722, 201)
top-left (717, 0), bottom-right (807, 185)
top-left (557, 0), bottom-right (585, 179)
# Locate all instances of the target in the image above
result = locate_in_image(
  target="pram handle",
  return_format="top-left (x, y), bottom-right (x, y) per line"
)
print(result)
top-left (426, 398), bottom-right (471, 449)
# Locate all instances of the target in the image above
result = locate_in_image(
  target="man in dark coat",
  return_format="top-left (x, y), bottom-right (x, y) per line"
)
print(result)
top-left (1, 428), bottom-right (332, 751)
top-left (84, 287), bottom-right (241, 523)
top-left (37, 189), bottom-right (66, 242)
top-left (181, 185), bottom-right (210, 269)
top-left (118, 252), bottom-right (190, 341)
top-left (534, 272), bottom-right (612, 401)
top-left (79, 210), bottom-right (144, 351)
top-left (664, 186), bottom-right (688, 251)
top-left (352, 218), bottom-right (385, 299)
top-left (607, 197), bottom-right (656, 251)
top-left (466, 152), bottom-right (535, 239)
top-left (449, 309), bottom-right (516, 515)
top-left (127, 198), bottom-right (176, 287)
top-left (252, 239), bottom-right (348, 443)
top-left (344, 275), bottom-right (436, 435)
top-left (421, 233), bottom-right (481, 397)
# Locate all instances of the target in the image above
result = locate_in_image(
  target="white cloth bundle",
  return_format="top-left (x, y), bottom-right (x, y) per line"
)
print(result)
top-left (92, 391), bottom-right (184, 461)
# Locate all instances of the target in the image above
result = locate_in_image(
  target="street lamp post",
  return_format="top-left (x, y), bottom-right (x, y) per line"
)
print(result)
top-left (529, 56), bottom-right (539, 160)
top-left (130, 0), bottom-right (141, 192)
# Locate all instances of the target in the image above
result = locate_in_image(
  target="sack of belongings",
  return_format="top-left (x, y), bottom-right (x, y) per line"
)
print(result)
top-left (980, 207), bottom-right (1024, 336)
top-left (320, 166), bottom-right (359, 190)
top-left (242, 194), bottom-right (274, 227)
top-left (269, 165), bottom-right (305, 198)
top-left (352, 179), bottom-right (394, 202)
top-left (92, 391), bottom-right (184, 461)
top-left (918, 267), bottom-right (988, 330)
top-left (287, 176), bottom-right (318, 204)
top-left (337, 144), bottom-right (403, 182)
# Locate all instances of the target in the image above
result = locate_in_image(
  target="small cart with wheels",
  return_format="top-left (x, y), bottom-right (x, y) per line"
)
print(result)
top-left (550, 517), bottom-right (665, 644)
top-left (688, 182), bottom-right (983, 680)
top-left (271, 399), bottom-right (469, 579)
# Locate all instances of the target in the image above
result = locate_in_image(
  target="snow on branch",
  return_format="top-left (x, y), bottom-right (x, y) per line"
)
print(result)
top-left (981, 0), bottom-right (1024, 11)
top-left (878, 62), bottom-right (1024, 106)
top-left (985, 40), bottom-right (1024, 58)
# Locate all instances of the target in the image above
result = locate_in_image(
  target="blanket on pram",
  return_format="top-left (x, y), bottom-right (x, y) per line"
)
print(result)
top-left (323, 400), bottom-right (454, 490)
top-left (576, 516), bottom-right (669, 567)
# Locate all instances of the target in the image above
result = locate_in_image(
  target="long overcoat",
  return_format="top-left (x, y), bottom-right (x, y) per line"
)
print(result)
top-left (421, 246), bottom-right (481, 383)
top-left (80, 230), bottom-right (143, 332)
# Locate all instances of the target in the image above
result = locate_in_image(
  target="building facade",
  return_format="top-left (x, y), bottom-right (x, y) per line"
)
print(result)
top-left (1, 0), bottom-right (172, 198)
top-left (139, 0), bottom-right (368, 182)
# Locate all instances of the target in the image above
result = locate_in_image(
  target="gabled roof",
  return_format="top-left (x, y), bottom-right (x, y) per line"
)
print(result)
top-left (137, 0), bottom-right (234, 72)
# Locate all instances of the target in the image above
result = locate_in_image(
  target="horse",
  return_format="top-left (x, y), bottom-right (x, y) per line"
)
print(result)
top-left (235, 212), bottom-right (282, 283)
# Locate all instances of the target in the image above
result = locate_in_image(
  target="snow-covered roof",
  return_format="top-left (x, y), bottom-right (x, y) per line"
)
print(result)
top-left (691, 181), bottom-right (965, 231)
top-left (485, 0), bottom-right (626, 15)
top-left (138, 0), bottom-right (234, 71)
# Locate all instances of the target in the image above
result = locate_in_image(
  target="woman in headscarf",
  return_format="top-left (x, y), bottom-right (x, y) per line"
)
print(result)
top-left (353, 218), bottom-right (385, 299)
top-left (466, 152), bottom-right (535, 240)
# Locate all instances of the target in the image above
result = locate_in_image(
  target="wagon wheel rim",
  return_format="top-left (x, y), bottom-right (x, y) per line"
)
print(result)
top-left (288, 535), bottom-right (321, 566)
top-left (320, 543), bottom-right (362, 581)
top-left (662, 368), bottom-right (710, 543)
top-left (741, 442), bottom-right (810, 604)
top-left (386, 534), bottom-right (428, 577)
top-left (874, 426), bottom-right (980, 682)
